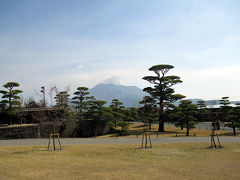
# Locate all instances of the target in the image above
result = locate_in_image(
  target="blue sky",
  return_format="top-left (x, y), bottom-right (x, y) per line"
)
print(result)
top-left (0, 0), bottom-right (240, 101)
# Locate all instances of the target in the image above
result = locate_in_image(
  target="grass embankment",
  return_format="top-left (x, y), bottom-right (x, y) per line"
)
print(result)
top-left (98, 123), bottom-right (238, 138)
top-left (0, 143), bottom-right (239, 180)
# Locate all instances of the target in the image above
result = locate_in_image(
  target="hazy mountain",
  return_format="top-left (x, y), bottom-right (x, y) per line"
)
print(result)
top-left (89, 83), bottom-right (146, 107)
top-left (88, 83), bottom-right (240, 108)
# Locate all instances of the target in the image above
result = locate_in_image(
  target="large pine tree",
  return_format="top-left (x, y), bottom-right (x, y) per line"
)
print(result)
top-left (143, 64), bottom-right (184, 132)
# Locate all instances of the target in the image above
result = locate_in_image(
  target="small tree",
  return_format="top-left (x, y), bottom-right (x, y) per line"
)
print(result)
top-left (48, 84), bottom-right (58, 107)
top-left (0, 82), bottom-right (23, 124)
top-left (110, 99), bottom-right (126, 127)
top-left (55, 90), bottom-right (71, 116)
top-left (72, 87), bottom-right (93, 120)
top-left (143, 64), bottom-right (184, 132)
top-left (225, 103), bottom-right (240, 136)
top-left (175, 100), bottom-right (198, 136)
top-left (139, 96), bottom-right (157, 129)
top-left (117, 121), bottom-right (130, 135)
top-left (0, 82), bottom-right (23, 109)
top-left (220, 97), bottom-right (231, 122)
top-left (196, 100), bottom-right (208, 122)
top-left (55, 91), bottom-right (70, 108)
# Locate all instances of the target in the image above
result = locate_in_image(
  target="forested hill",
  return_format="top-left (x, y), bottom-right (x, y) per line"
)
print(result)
top-left (89, 83), bottom-right (146, 107)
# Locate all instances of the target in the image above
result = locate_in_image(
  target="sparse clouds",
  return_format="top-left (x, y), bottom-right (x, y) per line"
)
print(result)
top-left (1, 0), bottom-right (240, 100)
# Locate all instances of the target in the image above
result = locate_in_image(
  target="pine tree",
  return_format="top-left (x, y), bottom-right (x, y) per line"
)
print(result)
top-left (0, 82), bottom-right (23, 124)
top-left (176, 100), bottom-right (198, 136)
top-left (72, 87), bottom-right (93, 119)
top-left (0, 82), bottom-right (22, 110)
top-left (143, 64), bottom-right (184, 132)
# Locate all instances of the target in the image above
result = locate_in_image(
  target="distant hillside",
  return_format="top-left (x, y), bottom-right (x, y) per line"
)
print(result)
top-left (89, 83), bottom-right (146, 107)
top-left (174, 99), bottom-right (240, 106)
top-left (88, 83), bottom-right (240, 108)
top-left (181, 99), bottom-right (240, 106)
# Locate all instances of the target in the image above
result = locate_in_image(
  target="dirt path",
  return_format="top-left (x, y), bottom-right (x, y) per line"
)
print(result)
top-left (0, 136), bottom-right (239, 146)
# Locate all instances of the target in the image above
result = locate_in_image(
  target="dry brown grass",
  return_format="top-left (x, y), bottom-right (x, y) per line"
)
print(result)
top-left (0, 143), bottom-right (240, 180)
top-left (98, 123), bottom-right (238, 138)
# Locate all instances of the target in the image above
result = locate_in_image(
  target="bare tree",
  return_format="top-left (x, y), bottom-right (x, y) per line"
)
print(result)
top-left (48, 84), bottom-right (58, 107)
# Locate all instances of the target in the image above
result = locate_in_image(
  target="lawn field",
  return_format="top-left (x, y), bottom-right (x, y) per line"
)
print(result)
top-left (98, 123), bottom-right (239, 138)
top-left (0, 143), bottom-right (240, 180)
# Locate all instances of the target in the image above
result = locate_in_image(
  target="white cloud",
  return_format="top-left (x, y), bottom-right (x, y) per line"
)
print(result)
top-left (102, 76), bottom-right (122, 85)
top-left (76, 64), bottom-right (84, 69)
top-left (174, 66), bottom-right (240, 101)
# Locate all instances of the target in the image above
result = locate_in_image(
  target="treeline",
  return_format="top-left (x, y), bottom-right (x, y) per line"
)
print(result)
top-left (0, 82), bottom-right (138, 135)
top-left (0, 64), bottom-right (240, 136)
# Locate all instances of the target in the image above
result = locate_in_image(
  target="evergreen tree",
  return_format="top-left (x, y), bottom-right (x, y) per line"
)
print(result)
top-left (110, 99), bottom-right (126, 127)
top-left (117, 120), bottom-right (130, 135)
top-left (72, 87), bottom-right (93, 119)
top-left (196, 100), bottom-right (208, 122)
top-left (143, 64), bottom-right (184, 132)
top-left (139, 96), bottom-right (157, 129)
top-left (220, 96), bottom-right (231, 122)
top-left (175, 100), bottom-right (198, 136)
top-left (225, 103), bottom-right (240, 136)
top-left (0, 82), bottom-right (23, 110)
top-left (0, 82), bottom-right (23, 124)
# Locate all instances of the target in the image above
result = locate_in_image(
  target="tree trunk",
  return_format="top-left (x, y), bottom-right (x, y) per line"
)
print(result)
top-left (9, 115), bottom-right (12, 125)
top-left (186, 118), bottom-right (189, 136)
top-left (149, 122), bottom-right (151, 129)
top-left (158, 114), bottom-right (164, 132)
top-left (233, 127), bottom-right (236, 136)
top-left (158, 105), bottom-right (164, 132)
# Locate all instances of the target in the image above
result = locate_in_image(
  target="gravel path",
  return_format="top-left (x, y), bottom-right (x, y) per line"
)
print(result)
top-left (0, 136), bottom-right (240, 146)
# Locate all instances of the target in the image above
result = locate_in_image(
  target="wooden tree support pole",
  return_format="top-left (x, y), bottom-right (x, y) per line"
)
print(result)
top-left (148, 133), bottom-right (152, 148)
top-left (216, 133), bottom-right (222, 148)
top-left (141, 131), bottom-right (145, 149)
top-left (47, 134), bottom-right (51, 151)
top-left (47, 133), bottom-right (62, 151)
top-left (145, 133), bottom-right (148, 148)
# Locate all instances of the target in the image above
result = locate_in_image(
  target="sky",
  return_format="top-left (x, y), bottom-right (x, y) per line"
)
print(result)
top-left (0, 0), bottom-right (240, 102)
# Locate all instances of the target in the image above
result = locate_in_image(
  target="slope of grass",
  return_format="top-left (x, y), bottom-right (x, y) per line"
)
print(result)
top-left (0, 143), bottom-right (239, 180)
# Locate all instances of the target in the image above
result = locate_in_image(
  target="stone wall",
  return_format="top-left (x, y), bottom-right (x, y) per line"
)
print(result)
top-left (0, 124), bottom-right (40, 139)
top-left (39, 118), bottom-right (78, 138)
top-left (0, 118), bottom-right (112, 139)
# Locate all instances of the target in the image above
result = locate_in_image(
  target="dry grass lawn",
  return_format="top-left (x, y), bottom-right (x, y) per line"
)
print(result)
top-left (0, 143), bottom-right (240, 180)
top-left (98, 122), bottom-right (238, 138)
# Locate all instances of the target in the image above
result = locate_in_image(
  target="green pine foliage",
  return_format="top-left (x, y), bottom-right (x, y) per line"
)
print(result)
top-left (87, 100), bottom-right (114, 129)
